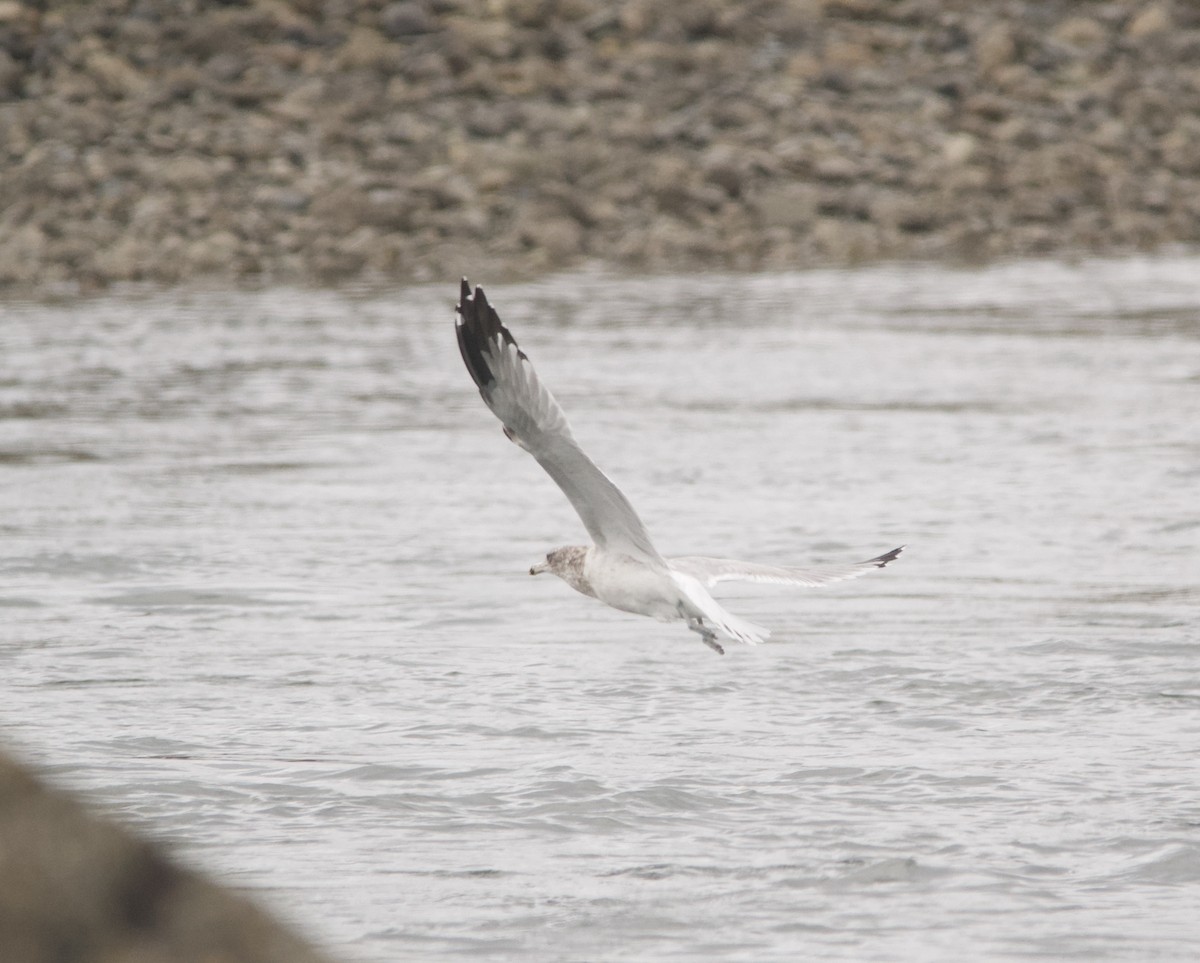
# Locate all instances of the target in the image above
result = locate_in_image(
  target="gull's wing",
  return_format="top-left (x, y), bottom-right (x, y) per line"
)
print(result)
top-left (669, 546), bottom-right (903, 588)
top-left (456, 279), bottom-right (664, 564)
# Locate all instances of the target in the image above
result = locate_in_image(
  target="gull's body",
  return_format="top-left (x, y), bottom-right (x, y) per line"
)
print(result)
top-left (455, 279), bottom-right (902, 654)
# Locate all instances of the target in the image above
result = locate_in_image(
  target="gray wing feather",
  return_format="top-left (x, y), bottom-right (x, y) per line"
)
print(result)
top-left (670, 546), bottom-right (903, 588)
top-left (456, 280), bottom-right (664, 564)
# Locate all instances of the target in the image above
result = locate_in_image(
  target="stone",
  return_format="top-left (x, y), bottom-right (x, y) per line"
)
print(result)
top-left (753, 183), bottom-right (818, 229)
top-left (158, 155), bottom-right (217, 188)
top-left (0, 49), bottom-right (21, 97)
top-left (92, 234), bottom-right (147, 280)
top-left (0, 0), bottom-right (28, 22)
top-left (1052, 16), bottom-right (1108, 51)
top-left (253, 185), bottom-right (311, 212)
top-left (872, 191), bottom-right (939, 232)
top-left (1126, 5), bottom-right (1170, 39)
top-left (187, 230), bottom-right (241, 272)
top-left (0, 224), bottom-right (46, 284)
top-left (85, 50), bottom-right (149, 97)
top-left (525, 215), bottom-right (584, 258)
top-left (336, 26), bottom-right (393, 70)
top-left (942, 132), bottom-right (977, 165)
top-left (975, 23), bottom-right (1017, 74)
top-left (0, 748), bottom-right (336, 963)
top-left (381, 1), bottom-right (439, 37)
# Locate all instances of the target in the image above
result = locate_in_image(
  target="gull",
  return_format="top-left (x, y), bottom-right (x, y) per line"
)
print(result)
top-left (455, 279), bottom-right (902, 654)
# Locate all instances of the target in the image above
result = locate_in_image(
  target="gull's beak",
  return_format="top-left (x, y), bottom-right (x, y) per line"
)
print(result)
top-left (530, 561), bottom-right (549, 576)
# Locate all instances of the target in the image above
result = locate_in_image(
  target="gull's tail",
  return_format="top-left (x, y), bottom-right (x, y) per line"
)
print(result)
top-left (670, 571), bottom-right (770, 646)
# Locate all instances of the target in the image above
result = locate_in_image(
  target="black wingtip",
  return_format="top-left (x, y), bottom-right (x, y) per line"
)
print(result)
top-left (455, 278), bottom-right (526, 392)
top-left (867, 545), bottom-right (905, 568)
top-left (456, 277), bottom-right (498, 390)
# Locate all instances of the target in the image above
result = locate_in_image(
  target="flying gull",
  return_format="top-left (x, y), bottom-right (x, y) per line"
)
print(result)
top-left (455, 279), bottom-right (902, 654)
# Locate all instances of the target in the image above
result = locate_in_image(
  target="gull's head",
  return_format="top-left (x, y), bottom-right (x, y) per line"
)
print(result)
top-left (529, 546), bottom-right (594, 596)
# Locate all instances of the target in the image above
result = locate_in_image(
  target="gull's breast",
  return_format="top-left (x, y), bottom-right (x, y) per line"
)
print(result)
top-left (585, 551), bottom-right (682, 621)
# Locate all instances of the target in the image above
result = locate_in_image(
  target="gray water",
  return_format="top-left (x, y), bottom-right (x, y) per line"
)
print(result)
top-left (2, 257), bottom-right (1199, 961)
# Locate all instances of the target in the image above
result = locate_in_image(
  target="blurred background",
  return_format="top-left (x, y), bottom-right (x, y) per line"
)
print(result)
top-left (2, 0), bottom-right (1199, 293)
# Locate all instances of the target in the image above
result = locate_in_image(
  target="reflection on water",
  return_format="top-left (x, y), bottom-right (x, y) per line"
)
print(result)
top-left (2, 256), bottom-right (1199, 962)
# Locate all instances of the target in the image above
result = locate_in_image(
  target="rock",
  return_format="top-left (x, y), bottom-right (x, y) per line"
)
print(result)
top-left (205, 50), bottom-right (248, 83)
top-left (362, 188), bottom-right (415, 228)
top-left (753, 183), bottom-right (818, 230)
top-left (524, 215), bottom-right (585, 259)
top-left (1052, 16), bottom-right (1108, 51)
top-left (942, 132), bottom-right (977, 165)
top-left (256, 185), bottom-right (312, 213)
top-left (187, 230), bottom-right (241, 272)
top-left (975, 23), bottom-right (1017, 74)
top-left (336, 26), bottom-right (394, 70)
top-left (0, 0), bottom-right (29, 22)
top-left (809, 217), bottom-right (881, 262)
top-left (465, 102), bottom-right (522, 138)
top-left (0, 748), bottom-right (337, 963)
top-left (0, 49), bottom-right (21, 97)
top-left (0, 224), bottom-right (46, 284)
top-left (130, 192), bottom-right (174, 227)
top-left (1160, 119), bottom-right (1200, 175)
top-left (381, 2), bottom-right (439, 37)
top-left (446, 17), bottom-right (517, 60)
top-left (92, 234), bottom-right (148, 280)
top-left (812, 155), bottom-right (861, 183)
top-left (85, 49), bottom-right (149, 97)
top-left (965, 91), bottom-right (1011, 121)
top-left (158, 155), bottom-right (218, 189)
top-left (1126, 5), bottom-right (1170, 39)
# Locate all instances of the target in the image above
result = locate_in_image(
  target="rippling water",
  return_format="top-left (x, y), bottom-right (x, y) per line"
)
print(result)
top-left (3, 257), bottom-right (1199, 961)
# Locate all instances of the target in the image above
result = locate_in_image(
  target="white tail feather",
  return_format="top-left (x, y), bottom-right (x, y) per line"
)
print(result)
top-left (669, 571), bottom-right (770, 646)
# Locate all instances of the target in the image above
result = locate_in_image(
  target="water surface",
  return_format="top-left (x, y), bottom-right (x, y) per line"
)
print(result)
top-left (2, 257), bottom-right (1199, 961)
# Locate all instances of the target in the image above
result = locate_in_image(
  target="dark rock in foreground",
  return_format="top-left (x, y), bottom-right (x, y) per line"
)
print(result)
top-left (0, 748), bottom-right (336, 963)
top-left (1, 0), bottom-right (1198, 293)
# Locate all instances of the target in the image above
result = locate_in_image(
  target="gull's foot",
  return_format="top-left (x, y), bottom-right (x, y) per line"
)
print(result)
top-left (686, 616), bottom-right (725, 655)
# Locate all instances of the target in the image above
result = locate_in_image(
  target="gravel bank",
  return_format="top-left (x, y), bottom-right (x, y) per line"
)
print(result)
top-left (2, 0), bottom-right (1199, 292)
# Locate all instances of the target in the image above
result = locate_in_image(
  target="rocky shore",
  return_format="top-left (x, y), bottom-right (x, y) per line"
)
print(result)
top-left (2, 0), bottom-right (1199, 293)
